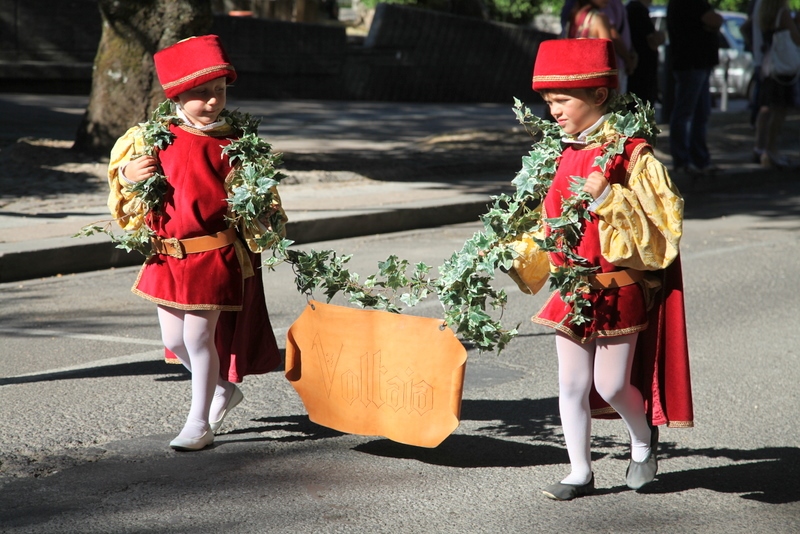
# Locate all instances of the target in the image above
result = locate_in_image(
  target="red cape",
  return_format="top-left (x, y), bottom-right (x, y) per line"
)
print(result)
top-left (590, 257), bottom-right (694, 428)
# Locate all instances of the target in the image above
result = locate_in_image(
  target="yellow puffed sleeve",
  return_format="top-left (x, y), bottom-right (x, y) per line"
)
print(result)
top-left (237, 186), bottom-right (289, 253)
top-left (506, 207), bottom-right (551, 295)
top-left (107, 126), bottom-right (148, 231)
top-left (594, 148), bottom-right (683, 271)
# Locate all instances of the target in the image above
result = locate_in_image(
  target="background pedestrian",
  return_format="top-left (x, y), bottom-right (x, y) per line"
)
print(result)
top-left (666, 0), bottom-right (723, 176)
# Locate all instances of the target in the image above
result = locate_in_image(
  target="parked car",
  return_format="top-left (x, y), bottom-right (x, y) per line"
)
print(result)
top-left (650, 6), bottom-right (755, 100)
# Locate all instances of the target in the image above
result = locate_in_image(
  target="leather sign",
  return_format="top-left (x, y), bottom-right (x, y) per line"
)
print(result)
top-left (285, 301), bottom-right (468, 448)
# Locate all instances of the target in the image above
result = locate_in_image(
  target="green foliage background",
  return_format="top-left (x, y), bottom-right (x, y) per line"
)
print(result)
top-left (358, 0), bottom-right (800, 24)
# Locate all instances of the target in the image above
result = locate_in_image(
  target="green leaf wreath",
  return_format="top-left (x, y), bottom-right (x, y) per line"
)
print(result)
top-left (78, 94), bottom-right (658, 353)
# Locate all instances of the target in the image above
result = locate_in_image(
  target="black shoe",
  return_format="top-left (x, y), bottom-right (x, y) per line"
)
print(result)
top-left (542, 473), bottom-right (595, 501)
top-left (696, 164), bottom-right (721, 176)
top-left (626, 425), bottom-right (659, 490)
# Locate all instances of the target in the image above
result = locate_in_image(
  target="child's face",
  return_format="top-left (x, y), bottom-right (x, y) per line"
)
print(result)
top-left (174, 77), bottom-right (227, 126)
top-left (542, 88), bottom-right (607, 136)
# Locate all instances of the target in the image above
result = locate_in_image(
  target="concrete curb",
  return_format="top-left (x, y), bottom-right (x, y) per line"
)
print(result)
top-left (0, 198), bottom-right (494, 283)
top-left (1, 166), bottom-right (793, 284)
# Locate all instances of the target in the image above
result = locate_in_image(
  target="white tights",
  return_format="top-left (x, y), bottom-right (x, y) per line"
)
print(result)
top-left (157, 305), bottom-right (236, 439)
top-left (555, 332), bottom-right (652, 485)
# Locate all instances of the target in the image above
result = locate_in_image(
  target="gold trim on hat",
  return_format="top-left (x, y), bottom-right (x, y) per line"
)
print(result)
top-left (532, 69), bottom-right (619, 83)
top-left (162, 64), bottom-right (235, 90)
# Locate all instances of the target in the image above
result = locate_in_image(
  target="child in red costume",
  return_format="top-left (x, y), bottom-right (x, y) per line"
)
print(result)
top-left (107, 35), bottom-right (286, 451)
top-left (524, 39), bottom-right (693, 500)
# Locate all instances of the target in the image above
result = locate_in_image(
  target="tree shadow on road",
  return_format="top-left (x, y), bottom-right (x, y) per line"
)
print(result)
top-left (354, 397), bottom-right (800, 504)
top-left (0, 349), bottom-right (287, 386)
top-left (354, 435), bottom-right (575, 468)
top-left (353, 397), bottom-right (609, 468)
top-left (219, 414), bottom-right (345, 444)
top-left (0, 359), bottom-right (188, 386)
top-left (637, 445), bottom-right (800, 505)
top-left (281, 128), bottom-right (530, 184)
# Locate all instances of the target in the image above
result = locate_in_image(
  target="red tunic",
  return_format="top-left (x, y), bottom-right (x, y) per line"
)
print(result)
top-left (533, 137), bottom-right (650, 342)
top-left (133, 124), bottom-right (242, 309)
top-left (131, 123), bottom-right (281, 381)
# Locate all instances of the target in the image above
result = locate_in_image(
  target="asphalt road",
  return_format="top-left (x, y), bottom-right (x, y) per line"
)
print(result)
top-left (0, 180), bottom-right (799, 533)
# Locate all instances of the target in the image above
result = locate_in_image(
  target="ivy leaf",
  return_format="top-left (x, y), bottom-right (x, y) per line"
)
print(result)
top-left (128, 171), bottom-right (168, 214)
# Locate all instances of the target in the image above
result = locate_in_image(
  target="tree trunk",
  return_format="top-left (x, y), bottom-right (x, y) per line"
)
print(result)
top-left (73, 0), bottom-right (213, 155)
top-left (294, 0), bottom-right (319, 23)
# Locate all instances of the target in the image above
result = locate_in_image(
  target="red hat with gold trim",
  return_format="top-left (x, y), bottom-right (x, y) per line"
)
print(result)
top-left (154, 35), bottom-right (236, 99)
top-left (532, 38), bottom-right (618, 91)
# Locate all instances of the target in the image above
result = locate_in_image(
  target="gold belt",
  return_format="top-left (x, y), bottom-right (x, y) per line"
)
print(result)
top-left (150, 227), bottom-right (238, 259)
top-left (587, 268), bottom-right (645, 290)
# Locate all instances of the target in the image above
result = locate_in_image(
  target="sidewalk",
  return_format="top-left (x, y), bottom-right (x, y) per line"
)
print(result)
top-left (0, 94), bottom-right (796, 283)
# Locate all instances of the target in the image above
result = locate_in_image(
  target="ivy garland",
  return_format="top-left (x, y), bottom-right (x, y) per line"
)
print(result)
top-left (78, 94), bottom-right (658, 353)
top-left (506, 93), bottom-right (659, 327)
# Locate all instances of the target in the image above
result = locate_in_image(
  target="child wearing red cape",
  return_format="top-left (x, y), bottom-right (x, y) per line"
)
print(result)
top-left (524, 38), bottom-right (693, 500)
top-left (107, 35), bottom-right (285, 451)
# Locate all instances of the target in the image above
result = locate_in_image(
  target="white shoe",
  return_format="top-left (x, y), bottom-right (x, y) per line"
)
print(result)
top-left (210, 385), bottom-right (244, 433)
top-left (169, 430), bottom-right (214, 451)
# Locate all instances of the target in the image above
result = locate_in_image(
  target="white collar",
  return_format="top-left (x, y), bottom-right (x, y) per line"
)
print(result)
top-left (176, 104), bottom-right (227, 131)
top-left (562, 113), bottom-right (611, 145)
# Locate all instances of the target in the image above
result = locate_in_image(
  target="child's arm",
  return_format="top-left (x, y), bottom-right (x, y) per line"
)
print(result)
top-left (107, 126), bottom-right (149, 231)
top-left (593, 150), bottom-right (683, 271)
top-left (592, 12), bottom-right (613, 40)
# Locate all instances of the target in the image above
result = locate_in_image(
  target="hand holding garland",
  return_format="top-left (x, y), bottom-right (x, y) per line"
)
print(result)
top-left (75, 101), bottom-right (179, 255)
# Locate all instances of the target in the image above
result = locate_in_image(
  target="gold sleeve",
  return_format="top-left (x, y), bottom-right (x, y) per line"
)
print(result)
top-left (594, 149), bottom-right (683, 271)
top-left (507, 207), bottom-right (551, 295)
top-left (107, 126), bottom-right (148, 231)
top-left (238, 186), bottom-right (289, 253)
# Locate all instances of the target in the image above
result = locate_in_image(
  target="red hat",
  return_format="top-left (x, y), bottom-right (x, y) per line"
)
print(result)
top-left (153, 35), bottom-right (237, 99)
top-left (532, 38), bottom-right (618, 91)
